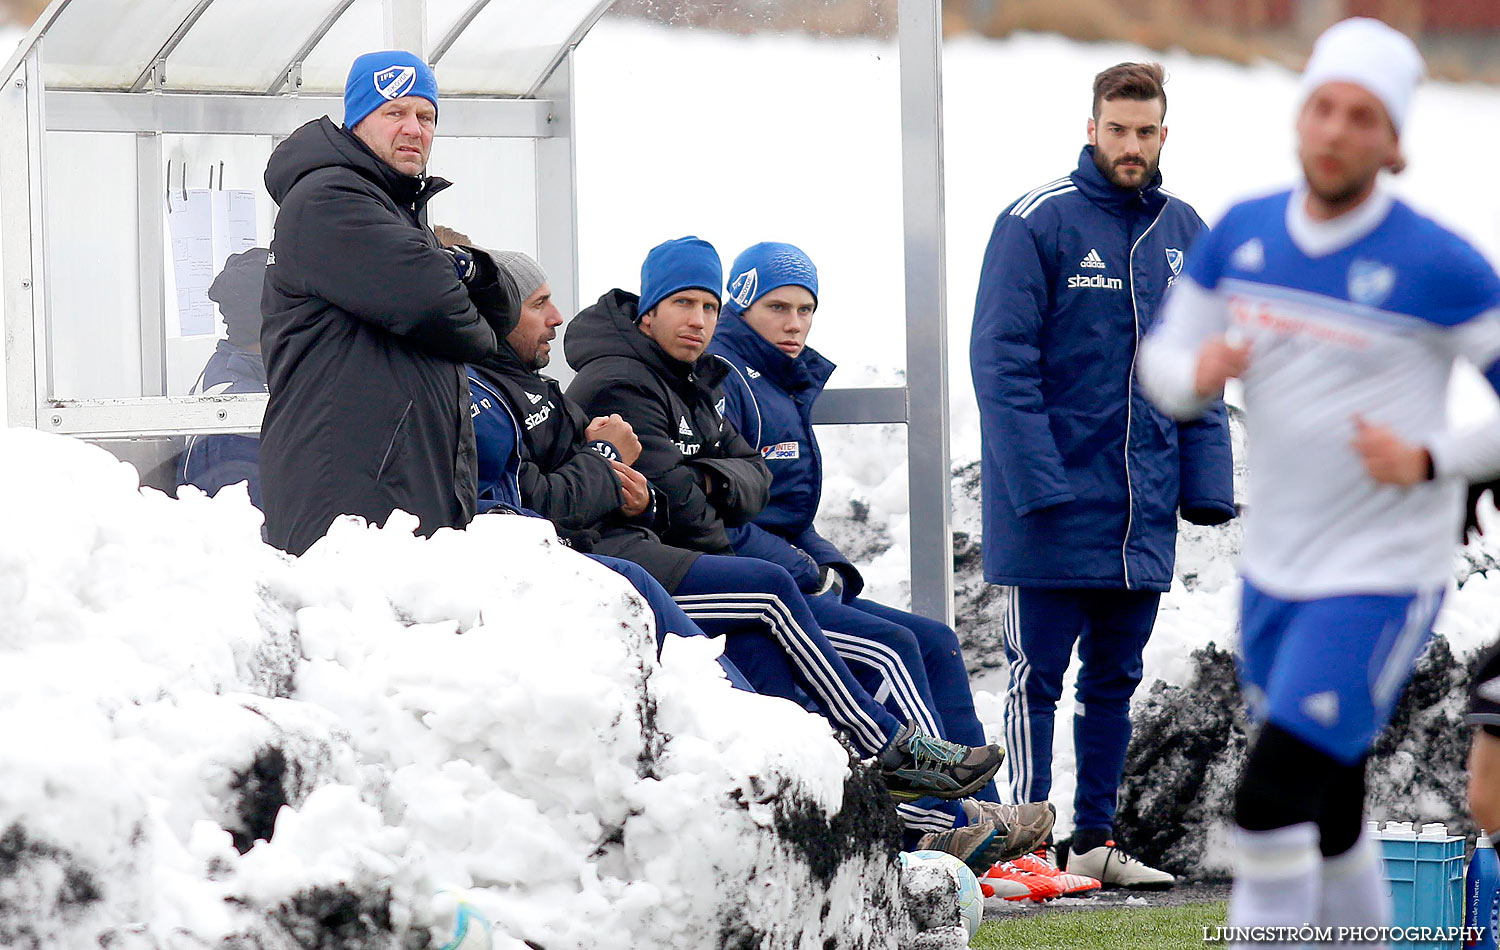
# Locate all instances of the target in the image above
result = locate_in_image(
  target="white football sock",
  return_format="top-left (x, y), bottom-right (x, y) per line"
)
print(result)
top-left (1228, 822), bottom-right (1321, 948)
top-left (1318, 832), bottom-right (1390, 949)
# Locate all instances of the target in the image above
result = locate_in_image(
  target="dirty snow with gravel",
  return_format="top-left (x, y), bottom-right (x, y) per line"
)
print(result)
top-left (0, 427), bottom-right (924, 947)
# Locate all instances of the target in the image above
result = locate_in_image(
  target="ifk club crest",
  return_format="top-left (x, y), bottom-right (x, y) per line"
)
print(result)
top-left (374, 65), bottom-right (417, 101)
top-left (1347, 258), bottom-right (1396, 308)
top-left (1165, 247), bottom-right (1184, 276)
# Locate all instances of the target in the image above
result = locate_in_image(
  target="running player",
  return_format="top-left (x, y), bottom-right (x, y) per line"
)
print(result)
top-left (1139, 17), bottom-right (1500, 940)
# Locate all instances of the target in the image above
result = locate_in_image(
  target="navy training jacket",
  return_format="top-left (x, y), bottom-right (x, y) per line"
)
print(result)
top-left (177, 340), bottom-right (267, 509)
top-left (969, 146), bottom-right (1235, 591)
top-left (709, 312), bottom-right (862, 598)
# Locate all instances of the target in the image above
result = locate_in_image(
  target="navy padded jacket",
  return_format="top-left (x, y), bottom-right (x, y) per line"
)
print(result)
top-left (709, 312), bottom-right (861, 597)
top-left (177, 341), bottom-right (267, 509)
top-left (969, 146), bottom-right (1234, 591)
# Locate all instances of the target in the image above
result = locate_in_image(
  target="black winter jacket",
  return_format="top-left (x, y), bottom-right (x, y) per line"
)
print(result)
top-left (470, 343), bottom-right (703, 590)
top-left (259, 117), bottom-right (501, 555)
top-left (565, 290), bottom-right (772, 557)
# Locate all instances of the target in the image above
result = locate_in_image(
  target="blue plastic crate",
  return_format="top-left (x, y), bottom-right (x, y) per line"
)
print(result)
top-left (1379, 825), bottom-right (1464, 950)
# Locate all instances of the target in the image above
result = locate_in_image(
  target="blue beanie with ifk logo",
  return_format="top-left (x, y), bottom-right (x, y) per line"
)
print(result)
top-left (725, 242), bottom-right (819, 315)
top-left (344, 50), bottom-right (440, 130)
top-left (638, 236), bottom-right (723, 318)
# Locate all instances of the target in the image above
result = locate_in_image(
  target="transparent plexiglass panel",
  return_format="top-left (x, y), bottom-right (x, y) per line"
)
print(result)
top-left (44, 132), bottom-right (142, 399)
top-left (435, 0), bottom-right (611, 96)
top-left (298, 0), bottom-right (385, 94)
top-left (425, 137), bottom-right (541, 257)
top-left (573, 3), bottom-right (906, 385)
top-left (159, 134), bottom-right (277, 397)
top-left (42, 0), bottom-right (204, 89)
top-left (161, 0), bottom-right (354, 93)
top-left (425, 0), bottom-right (479, 51)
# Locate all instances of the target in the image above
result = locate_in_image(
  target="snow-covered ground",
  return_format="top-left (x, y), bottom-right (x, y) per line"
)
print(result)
top-left (0, 427), bottom-right (923, 947)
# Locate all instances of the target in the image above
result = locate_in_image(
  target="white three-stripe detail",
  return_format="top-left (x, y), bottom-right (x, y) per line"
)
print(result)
top-left (1015, 185), bottom-right (1078, 219)
top-left (675, 592), bottom-right (890, 753)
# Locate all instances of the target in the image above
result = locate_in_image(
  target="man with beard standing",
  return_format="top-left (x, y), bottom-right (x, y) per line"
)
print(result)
top-left (969, 62), bottom-right (1235, 888)
top-left (259, 50), bottom-right (509, 555)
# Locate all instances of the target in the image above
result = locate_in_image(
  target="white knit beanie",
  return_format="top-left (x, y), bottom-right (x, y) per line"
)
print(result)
top-left (1300, 18), bottom-right (1425, 133)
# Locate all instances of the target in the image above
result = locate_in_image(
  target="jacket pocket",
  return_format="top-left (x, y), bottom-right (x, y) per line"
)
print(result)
top-left (375, 400), bottom-right (414, 482)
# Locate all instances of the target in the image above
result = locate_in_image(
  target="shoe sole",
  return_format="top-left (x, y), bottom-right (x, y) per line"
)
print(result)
top-left (1099, 880), bottom-right (1175, 891)
top-left (885, 757), bottom-right (1006, 803)
top-left (918, 826), bottom-right (1010, 876)
top-left (979, 880), bottom-right (1031, 900)
top-left (994, 812), bottom-right (1056, 862)
top-left (1009, 859), bottom-right (1100, 897)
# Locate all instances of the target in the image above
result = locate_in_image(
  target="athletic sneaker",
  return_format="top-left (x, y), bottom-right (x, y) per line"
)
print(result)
top-left (917, 819), bottom-right (1009, 875)
top-left (877, 721), bottom-right (1005, 803)
top-left (1065, 839), bottom-right (1175, 890)
top-left (961, 800), bottom-right (1056, 861)
top-left (1010, 847), bottom-right (1101, 896)
top-left (979, 861), bottom-right (1065, 901)
top-left (976, 871), bottom-right (1031, 901)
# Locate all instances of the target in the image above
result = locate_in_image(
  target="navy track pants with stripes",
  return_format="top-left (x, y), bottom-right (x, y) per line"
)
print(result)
top-left (810, 594), bottom-right (999, 844)
top-left (1001, 586), bottom-right (1159, 835)
top-left (673, 554), bottom-right (900, 757)
top-left (589, 554), bottom-right (753, 692)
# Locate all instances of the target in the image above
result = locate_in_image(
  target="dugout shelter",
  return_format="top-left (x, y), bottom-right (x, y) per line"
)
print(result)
top-left (1, 0), bottom-right (958, 622)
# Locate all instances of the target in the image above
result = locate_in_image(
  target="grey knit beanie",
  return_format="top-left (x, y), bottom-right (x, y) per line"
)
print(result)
top-left (489, 250), bottom-right (548, 302)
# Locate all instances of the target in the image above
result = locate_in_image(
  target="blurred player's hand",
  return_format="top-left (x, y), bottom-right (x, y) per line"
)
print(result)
top-left (1352, 415), bottom-right (1430, 486)
top-left (1466, 480), bottom-right (1500, 541)
top-left (1194, 336), bottom-right (1252, 398)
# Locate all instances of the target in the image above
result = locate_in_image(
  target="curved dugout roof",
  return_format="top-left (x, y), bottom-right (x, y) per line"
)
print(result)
top-left (3, 0), bottom-right (615, 98)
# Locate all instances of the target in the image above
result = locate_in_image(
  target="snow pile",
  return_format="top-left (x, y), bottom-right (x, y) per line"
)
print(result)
top-left (1117, 632), bottom-right (1490, 880)
top-left (0, 427), bottom-right (916, 948)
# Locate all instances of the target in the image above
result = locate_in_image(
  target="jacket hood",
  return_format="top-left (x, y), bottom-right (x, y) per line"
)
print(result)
top-left (565, 289), bottom-right (728, 388)
top-left (1071, 145), bottom-right (1165, 217)
top-left (263, 116), bottom-right (451, 208)
top-left (712, 312), bottom-right (834, 396)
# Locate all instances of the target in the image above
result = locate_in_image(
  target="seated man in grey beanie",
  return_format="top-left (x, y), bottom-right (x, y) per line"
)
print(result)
top-left (178, 247), bottom-right (270, 509)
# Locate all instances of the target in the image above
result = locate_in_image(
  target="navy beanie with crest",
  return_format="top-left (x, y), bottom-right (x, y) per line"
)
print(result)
top-left (638, 236), bottom-right (723, 318)
top-left (344, 50), bottom-right (439, 130)
top-left (725, 242), bottom-right (819, 315)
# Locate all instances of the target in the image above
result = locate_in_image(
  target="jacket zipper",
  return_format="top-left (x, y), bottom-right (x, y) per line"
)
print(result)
top-left (376, 400), bottom-right (414, 482)
top-left (1121, 202), bottom-right (1167, 589)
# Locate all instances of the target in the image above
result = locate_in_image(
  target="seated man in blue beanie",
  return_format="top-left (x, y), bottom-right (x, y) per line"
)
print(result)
top-left (709, 241), bottom-right (1054, 868)
top-left (178, 247), bottom-right (270, 510)
top-left (563, 236), bottom-right (1027, 870)
top-left (259, 50), bottom-right (510, 556)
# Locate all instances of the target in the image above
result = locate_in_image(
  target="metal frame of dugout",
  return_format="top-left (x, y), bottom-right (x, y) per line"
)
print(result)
top-left (1, 0), bottom-right (957, 625)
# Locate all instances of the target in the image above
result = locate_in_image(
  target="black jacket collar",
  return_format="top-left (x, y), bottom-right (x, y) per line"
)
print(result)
top-left (566, 289), bottom-right (728, 395)
top-left (713, 312), bottom-right (834, 395)
top-left (264, 116), bottom-right (452, 209)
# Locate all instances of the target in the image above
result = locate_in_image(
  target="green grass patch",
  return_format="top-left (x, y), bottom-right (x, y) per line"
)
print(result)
top-left (972, 901), bottom-right (1228, 950)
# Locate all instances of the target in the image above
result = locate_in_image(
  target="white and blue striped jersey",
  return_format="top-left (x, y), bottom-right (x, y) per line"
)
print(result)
top-left (1140, 186), bottom-right (1500, 597)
